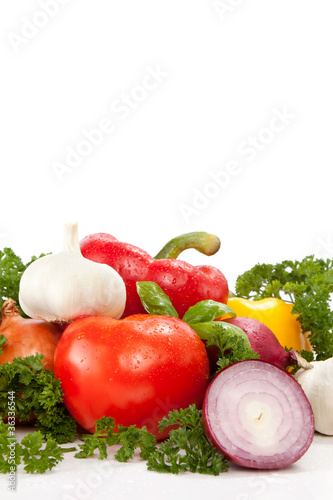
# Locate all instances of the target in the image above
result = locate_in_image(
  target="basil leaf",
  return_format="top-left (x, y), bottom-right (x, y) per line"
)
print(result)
top-left (136, 281), bottom-right (178, 318)
top-left (182, 300), bottom-right (236, 324)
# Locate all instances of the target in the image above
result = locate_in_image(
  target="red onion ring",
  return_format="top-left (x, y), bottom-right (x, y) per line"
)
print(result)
top-left (203, 359), bottom-right (315, 469)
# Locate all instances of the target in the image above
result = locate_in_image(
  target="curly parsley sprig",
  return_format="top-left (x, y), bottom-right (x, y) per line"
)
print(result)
top-left (0, 354), bottom-right (77, 443)
top-left (75, 416), bottom-right (156, 462)
top-left (0, 419), bottom-right (76, 474)
top-left (235, 255), bottom-right (333, 360)
top-left (75, 406), bottom-right (229, 475)
top-left (147, 405), bottom-right (229, 475)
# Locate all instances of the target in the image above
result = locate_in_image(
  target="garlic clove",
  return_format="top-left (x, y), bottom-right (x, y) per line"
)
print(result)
top-left (19, 222), bottom-right (126, 323)
top-left (295, 357), bottom-right (333, 435)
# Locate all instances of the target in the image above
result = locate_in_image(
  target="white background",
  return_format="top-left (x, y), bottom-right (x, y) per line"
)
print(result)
top-left (0, 2), bottom-right (333, 498)
top-left (1, 0), bottom-right (332, 294)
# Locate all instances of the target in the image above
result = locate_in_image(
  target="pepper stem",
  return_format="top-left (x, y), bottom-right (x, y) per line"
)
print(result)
top-left (154, 232), bottom-right (221, 260)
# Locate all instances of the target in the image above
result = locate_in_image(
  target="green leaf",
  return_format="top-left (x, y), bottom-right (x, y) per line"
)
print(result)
top-left (0, 354), bottom-right (77, 444)
top-left (75, 417), bottom-right (157, 462)
top-left (190, 321), bottom-right (259, 370)
top-left (0, 419), bottom-right (22, 473)
top-left (20, 431), bottom-right (64, 473)
top-left (182, 300), bottom-right (236, 323)
top-left (75, 417), bottom-right (115, 460)
top-left (157, 404), bottom-right (202, 432)
top-left (0, 334), bottom-right (8, 356)
top-left (111, 425), bottom-right (156, 462)
top-left (136, 281), bottom-right (178, 317)
top-left (235, 255), bottom-right (333, 360)
top-left (190, 320), bottom-right (248, 342)
top-left (147, 405), bottom-right (228, 475)
top-left (75, 435), bottom-right (109, 460)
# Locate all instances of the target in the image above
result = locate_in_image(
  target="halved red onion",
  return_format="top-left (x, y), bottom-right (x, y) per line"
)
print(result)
top-left (202, 360), bottom-right (314, 469)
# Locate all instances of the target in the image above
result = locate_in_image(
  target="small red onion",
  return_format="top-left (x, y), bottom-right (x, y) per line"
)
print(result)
top-left (223, 317), bottom-right (310, 370)
top-left (202, 359), bottom-right (314, 469)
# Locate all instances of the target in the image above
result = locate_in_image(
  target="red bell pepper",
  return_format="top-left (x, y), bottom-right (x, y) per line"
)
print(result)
top-left (80, 232), bottom-right (229, 318)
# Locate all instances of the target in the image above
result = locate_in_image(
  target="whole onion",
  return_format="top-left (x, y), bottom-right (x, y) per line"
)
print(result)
top-left (0, 299), bottom-right (62, 371)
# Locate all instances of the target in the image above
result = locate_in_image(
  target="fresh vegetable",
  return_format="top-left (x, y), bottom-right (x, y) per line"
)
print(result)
top-left (226, 297), bottom-right (312, 352)
top-left (234, 255), bottom-right (333, 360)
top-left (136, 281), bottom-right (260, 373)
top-left (0, 353), bottom-right (77, 443)
top-left (19, 222), bottom-right (126, 323)
top-left (295, 357), bottom-right (333, 435)
top-left (202, 359), bottom-right (315, 469)
top-left (79, 231), bottom-right (229, 318)
top-left (0, 239), bottom-right (328, 476)
top-left (0, 299), bottom-right (62, 371)
top-left (53, 314), bottom-right (210, 440)
top-left (223, 317), bottom-right (311, 370)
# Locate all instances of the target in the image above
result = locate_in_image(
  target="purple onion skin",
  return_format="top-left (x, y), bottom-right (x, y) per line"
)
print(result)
top-left (202, 359), bottom-right (315, 470)
top-left (223, 317), bottom-right (296, 369)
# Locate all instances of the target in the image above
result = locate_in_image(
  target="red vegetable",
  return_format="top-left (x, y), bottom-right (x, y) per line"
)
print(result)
top-left (223, 317), bottom-right (302, 370)
top-left (202, 359), bottom-right (315, 469)
top-left (54, 314), bottom-right (210, 440)
top-left (0, 299), bottom-right (62, 371)
top-left (79, 232), bottom-right (229, 318)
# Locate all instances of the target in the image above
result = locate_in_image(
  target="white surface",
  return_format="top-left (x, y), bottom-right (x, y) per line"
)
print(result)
top-left (0, 429), bottom-right (332, 500)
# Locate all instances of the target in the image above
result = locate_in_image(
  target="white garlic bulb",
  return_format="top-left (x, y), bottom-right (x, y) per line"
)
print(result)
top-left (295, 358), bottom-right (333, 435)
top-left (19, 222), bottom-right (126, 322)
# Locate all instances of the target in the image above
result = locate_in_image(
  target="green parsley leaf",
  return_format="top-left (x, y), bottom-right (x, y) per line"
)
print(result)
top-left (190, 321), bottom-right (259, 371)
top-left (75, 416), bottom-right (157, 462)
top-left (111, 425), bottom-right (157, 462)
top-left (0, 419), bottom-right (21, 473)
top-left (235, 255), bottom-right (333, 360)
top-left (20, 431), bottom-right (64, 473)
top-left (147, 405), bottom-right (228, 475)
top-left (0, 354), bottom-right (77, 443)
top-left (0, 335), bottom-right (8, 356)
top-left (0, 419), bottom-right (76, 474)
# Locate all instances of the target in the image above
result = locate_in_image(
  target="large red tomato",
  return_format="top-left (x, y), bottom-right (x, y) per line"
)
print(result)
top-left (54, 314), bottom-right (210, 440)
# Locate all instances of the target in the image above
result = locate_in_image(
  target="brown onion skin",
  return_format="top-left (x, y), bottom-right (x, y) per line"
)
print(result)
top-left (0, 299), bottom-right (63, 371)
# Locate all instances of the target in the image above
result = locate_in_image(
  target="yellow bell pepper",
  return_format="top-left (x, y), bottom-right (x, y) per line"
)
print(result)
top-left (226, 297), bottom-right (312, 352)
